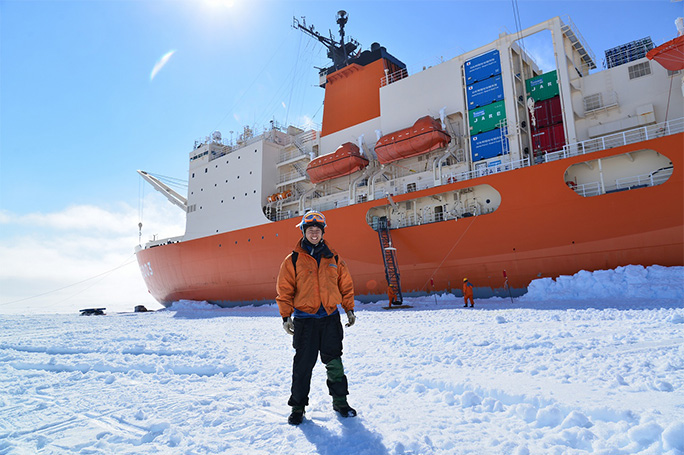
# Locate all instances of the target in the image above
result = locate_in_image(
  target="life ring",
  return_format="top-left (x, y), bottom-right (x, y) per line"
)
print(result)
top-left (447, 176), bottom-right (456, 184)
top-left (566, 181), bottom-right (577, 189)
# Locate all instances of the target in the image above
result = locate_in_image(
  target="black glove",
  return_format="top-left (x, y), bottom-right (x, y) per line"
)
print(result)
top-left (345, 310), bottom-right (356, 327)
top-left (283, 316), bottom-right (294, 335)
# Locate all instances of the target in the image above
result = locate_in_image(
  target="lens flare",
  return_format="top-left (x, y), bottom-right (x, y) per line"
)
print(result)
top-left (150, 50), bottom-right (176, 81)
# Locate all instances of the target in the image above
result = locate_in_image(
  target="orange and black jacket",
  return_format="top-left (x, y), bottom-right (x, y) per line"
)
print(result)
top-left (276, 239), bottom-right (355, 318)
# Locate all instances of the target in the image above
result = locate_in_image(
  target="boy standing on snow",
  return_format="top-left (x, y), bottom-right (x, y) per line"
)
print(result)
top-left (276, 210), bottom-right (357, 425)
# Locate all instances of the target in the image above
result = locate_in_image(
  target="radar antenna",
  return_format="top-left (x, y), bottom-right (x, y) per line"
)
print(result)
top-left (293, 10), bottom-right (360, 71)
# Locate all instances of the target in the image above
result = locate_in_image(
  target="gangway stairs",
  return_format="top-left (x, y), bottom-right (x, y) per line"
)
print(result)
top-left (376, 217), bottom-right (404, 305)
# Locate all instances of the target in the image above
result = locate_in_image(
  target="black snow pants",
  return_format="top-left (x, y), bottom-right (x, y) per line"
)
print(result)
top-left (288, 312), bottom-right (349, 408)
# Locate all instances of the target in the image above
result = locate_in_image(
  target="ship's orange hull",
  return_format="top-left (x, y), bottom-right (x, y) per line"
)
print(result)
top-left (136, 134), bottom-right (684, 306)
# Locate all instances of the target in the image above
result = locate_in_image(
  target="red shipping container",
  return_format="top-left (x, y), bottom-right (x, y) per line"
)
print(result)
top-left (532, 127), bottom-right (552, 152)
top-left (550, 123), bottom-right (566, 151)
top-left (532, 123), bottom-right (566, 153)
top-left (530, 96), bottom-right (563, 128)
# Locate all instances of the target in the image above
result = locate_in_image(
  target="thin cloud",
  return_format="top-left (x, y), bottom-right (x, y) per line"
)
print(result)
top-left (150, 50), bottom-right (176, 81)
top-left (0, 195), bottom-right (185, 314)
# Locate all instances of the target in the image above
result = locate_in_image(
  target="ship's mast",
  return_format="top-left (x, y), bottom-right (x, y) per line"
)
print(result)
top-left (292, 10), bottom-right (361, 73)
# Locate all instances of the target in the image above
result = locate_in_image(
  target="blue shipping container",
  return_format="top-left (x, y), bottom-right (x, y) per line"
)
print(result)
top-left (467, 74), bottom-right (504, 109)
top-left (470, 127), bottom-right (509, 161)
top-left (464, 49), bottom-right (501, 84)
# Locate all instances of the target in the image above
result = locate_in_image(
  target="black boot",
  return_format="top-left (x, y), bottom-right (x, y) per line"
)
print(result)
top-left (332, 397), bottom-right (357, 417)
top-left (288, 406), bottom-right (305, 425)
top-left (333, 402), bottom-right (357, 418)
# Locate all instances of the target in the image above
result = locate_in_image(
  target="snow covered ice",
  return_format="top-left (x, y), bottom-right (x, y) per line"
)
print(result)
top-left (1, 265), bottom-right (683, 454)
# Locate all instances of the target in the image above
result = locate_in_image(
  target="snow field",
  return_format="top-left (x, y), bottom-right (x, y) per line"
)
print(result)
top-left (0, 265), bottom-right (683, 454)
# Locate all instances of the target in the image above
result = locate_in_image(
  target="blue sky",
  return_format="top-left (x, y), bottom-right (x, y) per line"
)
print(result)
top-left (0, 0), bottom-right (681, 313)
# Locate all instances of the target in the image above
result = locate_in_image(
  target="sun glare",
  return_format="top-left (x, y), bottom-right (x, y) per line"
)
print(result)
top-left (205, 0), bottom-right (236, 8)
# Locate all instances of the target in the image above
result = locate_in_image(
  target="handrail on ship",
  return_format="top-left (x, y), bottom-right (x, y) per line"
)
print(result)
top-left (545, 117), bottom-right (684, 163)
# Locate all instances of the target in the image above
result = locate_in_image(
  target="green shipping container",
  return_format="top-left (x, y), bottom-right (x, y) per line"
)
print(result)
top-left (525, 70), bottom-right (559, 102)
top-left (468, 100), bottom-right (507, 135)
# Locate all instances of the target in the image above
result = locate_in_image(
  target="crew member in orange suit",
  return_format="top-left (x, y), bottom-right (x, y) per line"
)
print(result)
top-left (276, 210), bottom-right (357, 425)
top-left (463, 278), bottom-right (474, 308)
top-left (387, 285), bottom-right (397, 305)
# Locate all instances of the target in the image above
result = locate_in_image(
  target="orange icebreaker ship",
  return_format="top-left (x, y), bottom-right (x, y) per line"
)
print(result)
top-left (136, 12), bottom-right (683, 307)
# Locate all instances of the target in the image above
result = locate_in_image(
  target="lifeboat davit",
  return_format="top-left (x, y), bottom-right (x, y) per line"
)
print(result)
top-left (306, 142), bottom-right (369, 184)
top-left (374, 116), bottom-right (451, 164)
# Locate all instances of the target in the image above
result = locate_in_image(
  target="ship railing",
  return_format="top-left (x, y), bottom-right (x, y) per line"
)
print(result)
top-left (613, 167), bottom-right (674, 191)
top-left (310, 198), bottom-right (349, 213)
top-left (381, 68), bottom-right (409, 87)
top-left (441, 156), bottom-right (530, 184)
top-left (572, 167), bottom-right (673, 197)
top-left (278, 147), bottom-right (310, 164)
top-left (546, 117), bottom-right (684, 163)
top-left (296, 129), bottom-right (318, 143)
top-left (278, 169), bottom-right (309, 184)
top-left (572, 181), bottom-right (602, 197)
top-left (145, 235), bottom-right (185, 248)
top-left (378, 209), bottom-right (478, 230)
top-left (559, 16), bottom-right (597, 71)
top-left (272, 210), bottom-right (294, 222)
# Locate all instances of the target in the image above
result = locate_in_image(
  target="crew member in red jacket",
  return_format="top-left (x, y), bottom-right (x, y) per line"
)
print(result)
top-left (276, 211), bottom-right (357, 425)
top-left (463, 277), bottom-right (474, 307)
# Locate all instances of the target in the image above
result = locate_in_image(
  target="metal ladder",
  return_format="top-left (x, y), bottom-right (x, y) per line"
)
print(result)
top-left (376, 217), bottom-right (403, 304)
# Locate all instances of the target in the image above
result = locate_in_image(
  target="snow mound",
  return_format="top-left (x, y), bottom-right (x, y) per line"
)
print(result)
top-left (663, 422), bottom-right (684, 451)
top-left (521, 265), bottom-right (684, 301)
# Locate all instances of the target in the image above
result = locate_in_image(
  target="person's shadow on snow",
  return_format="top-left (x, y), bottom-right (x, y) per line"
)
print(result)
top-left (299, 416), bottom-right (389, 455)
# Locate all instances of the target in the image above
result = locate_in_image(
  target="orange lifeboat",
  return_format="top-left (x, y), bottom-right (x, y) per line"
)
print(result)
top-left (374, 116), bottom-right (451, 164)
top-left (306, 142), bottom-right (369, 184)
top-left (646, 35), bottom-right (684, 71)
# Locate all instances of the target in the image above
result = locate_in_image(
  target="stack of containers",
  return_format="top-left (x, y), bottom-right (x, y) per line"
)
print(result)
top-left (526, 70), bottom-right (565, 160)
top-left (604, 37), bottom-right (654, 69)
top-left (465, 50), bottom-right (509, 163)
